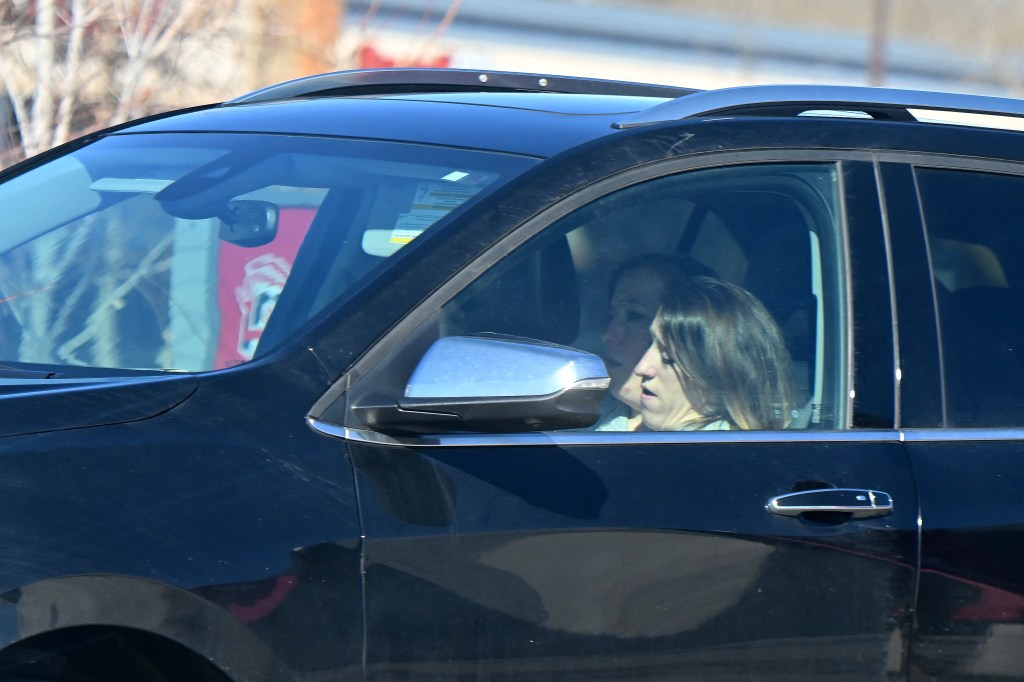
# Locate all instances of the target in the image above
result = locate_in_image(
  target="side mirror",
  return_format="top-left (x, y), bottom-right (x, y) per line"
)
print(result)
top-left (354, 335), bottom-right (610, 434)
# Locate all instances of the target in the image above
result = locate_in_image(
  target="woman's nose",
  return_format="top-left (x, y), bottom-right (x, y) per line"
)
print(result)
top-left (602, 318), bottom-right (622, 348)
top-left (633, 348), bottom-right (655, 378)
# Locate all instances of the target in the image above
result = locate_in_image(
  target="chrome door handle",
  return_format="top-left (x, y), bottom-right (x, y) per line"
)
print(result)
top-left (767, 488), bottom-right (893, 519)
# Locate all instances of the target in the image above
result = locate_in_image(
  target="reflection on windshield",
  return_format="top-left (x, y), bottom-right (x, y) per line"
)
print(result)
top-left (0, 133), bottom-right (536, 375)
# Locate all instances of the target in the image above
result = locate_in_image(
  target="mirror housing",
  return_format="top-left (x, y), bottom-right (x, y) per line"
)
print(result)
top-left (218, 200), bottom-right (279, 247)
top-left (354, 335), bottom-right (610, 434)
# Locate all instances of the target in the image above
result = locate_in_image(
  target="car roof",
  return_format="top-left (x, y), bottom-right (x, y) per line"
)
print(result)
top-left (112, 68), bottom-right (1024, 160)
top-left (121, 92), bottom-right (674, 158)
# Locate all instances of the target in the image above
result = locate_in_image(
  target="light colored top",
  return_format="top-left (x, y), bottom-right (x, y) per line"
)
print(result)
top-left (683, 419), bottom-right (732, 431)
top-left (594, 398), bottom-right (734, 432)
top-left (594, 397), bottom-right (633, 431)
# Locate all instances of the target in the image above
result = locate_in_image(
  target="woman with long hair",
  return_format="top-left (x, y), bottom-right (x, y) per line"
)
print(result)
top-left (633, 277), bottom-right (795, 431)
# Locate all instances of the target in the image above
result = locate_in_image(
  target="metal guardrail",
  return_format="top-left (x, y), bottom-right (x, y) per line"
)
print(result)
top-left (345, 0), bottom-right (1000, 91)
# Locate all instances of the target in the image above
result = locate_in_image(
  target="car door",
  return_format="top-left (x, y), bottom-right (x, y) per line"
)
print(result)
top-left (310, 149), bottom-right (919, 682)
top-left (885, 157), bottom-right (1024, 681)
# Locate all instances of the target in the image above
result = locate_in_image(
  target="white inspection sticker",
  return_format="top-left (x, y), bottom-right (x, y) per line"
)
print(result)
top-left (388, 181), bottom-right (482, 245)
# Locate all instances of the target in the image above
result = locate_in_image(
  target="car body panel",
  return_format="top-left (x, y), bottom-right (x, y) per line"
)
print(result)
top-left (906, 439), bottom-right (1024, 681)
top-left (120, 95), bottom-right (650, 158)
top-left (0, 376), bottom-right (197, 438)
top-left (353, 437), bottom-right (918, 681)
top-left (0, 350), bottom-right (364, 680)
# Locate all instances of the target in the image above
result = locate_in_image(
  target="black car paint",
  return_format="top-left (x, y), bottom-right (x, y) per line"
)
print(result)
top-left (0, 377), bottom-right (197, 438)
top-left (0, 349), bottom-right (365, 679)
top-left (1, 83), bottom-right (1024, 681)
top-left (123, 94), bottom-right (644, 159)
top-left (353, 438), bottom-right (918, 681)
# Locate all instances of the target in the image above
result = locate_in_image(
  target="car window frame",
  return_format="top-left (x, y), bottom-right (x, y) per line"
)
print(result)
top-left (309, 149), bottom-right (896, 446)
top-left (880, 151), bottom-right (1024, 432)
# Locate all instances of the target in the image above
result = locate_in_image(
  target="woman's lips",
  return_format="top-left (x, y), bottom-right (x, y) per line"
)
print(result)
top-left (641, 385), bottom-right (656, 400)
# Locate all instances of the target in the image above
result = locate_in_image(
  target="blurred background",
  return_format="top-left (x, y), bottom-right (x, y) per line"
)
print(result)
top-left (2, 0), bottom-right (1023, 168)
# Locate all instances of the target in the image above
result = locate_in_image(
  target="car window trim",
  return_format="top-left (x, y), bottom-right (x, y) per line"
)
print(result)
top-left (874, 151), bottom-right (1024, 174)
top-left (900, 428), bottom-right (1024, 441)
top-left (310, 418), bottom-right (904, 447)
top-left (879, 152), bottom-right (1024, 429)
top-left (313, 418), bottom-right (1024, 447)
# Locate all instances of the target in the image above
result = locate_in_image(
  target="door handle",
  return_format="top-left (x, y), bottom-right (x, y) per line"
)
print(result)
top-left (767, 488), bottom-right (893, 519)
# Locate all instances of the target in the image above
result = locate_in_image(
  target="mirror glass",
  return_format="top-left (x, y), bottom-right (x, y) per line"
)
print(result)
top-left (405, 335), bottom-right (609, 399)
top-left (218, 200), bottom-right (279, 247)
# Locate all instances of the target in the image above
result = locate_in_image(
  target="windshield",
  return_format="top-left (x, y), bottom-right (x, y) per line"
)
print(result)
top-left (0, 132), bottom-right (536, 375)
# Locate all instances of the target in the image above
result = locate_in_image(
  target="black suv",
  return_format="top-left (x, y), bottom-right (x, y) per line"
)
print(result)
top-left (1, 68), bottom-right (1024, 682)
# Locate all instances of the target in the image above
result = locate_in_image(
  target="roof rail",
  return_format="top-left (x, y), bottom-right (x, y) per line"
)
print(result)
top-left (228, 68), bottom-right (696, 105)
top-left (614, 84), bottom-right (1024, 128)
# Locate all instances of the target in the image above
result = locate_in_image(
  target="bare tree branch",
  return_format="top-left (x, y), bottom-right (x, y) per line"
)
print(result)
top-left (53, 0), bottom-right (102, 146)
top-left (27, 0), bottom-right (57, 156)
top-left (1, 0), bottom-right (253, 166)
top-left (55, 230), bottom-right (174, 365)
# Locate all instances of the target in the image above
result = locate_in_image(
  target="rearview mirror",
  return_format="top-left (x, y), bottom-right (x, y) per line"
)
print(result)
top-left (218, 200), bottom-right (279, 247)
top-left (354, 335), bottom-right (610, 434)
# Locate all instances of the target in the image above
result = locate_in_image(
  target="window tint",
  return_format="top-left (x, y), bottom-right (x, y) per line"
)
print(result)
top-left (917, 167), bottom-right (1024, 427)
top-left (0, 133), bottom-right (535, 376)
top-left (439, 163), bottom-right (847, 431)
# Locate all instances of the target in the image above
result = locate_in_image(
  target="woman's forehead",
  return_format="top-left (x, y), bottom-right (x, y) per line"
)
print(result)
top-left (613, 269), bottom-right (664, 304)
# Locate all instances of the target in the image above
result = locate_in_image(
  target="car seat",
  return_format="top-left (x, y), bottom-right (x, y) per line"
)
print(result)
top-left (443, 235), bottom-right (581, 347)
top-left (940, 284), bottom-right (1024, 427)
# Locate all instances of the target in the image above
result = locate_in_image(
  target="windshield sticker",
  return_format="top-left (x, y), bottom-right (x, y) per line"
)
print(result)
top-left (390, 182), bottom-right (482, 244)
top-left (441, 170), bottom-right (470, 182)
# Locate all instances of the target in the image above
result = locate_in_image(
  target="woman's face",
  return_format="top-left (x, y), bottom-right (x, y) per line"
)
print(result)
top-left (633, 323), bottom-right (698, 431)
top-left (601, 269), bottom-right (663, 407)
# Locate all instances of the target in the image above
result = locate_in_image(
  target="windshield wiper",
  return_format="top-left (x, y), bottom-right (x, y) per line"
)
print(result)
top-left (0, 365), bottom-right (68, 379)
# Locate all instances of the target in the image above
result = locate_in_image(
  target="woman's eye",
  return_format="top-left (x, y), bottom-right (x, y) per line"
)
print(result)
top-left (626, 311), bottom-right (647, 323)
top-left (660, 354), bottom-right (676, 365)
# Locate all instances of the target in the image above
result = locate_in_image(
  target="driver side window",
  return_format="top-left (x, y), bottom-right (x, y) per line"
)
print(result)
top-left (440, 162), bottom-right (846, 432)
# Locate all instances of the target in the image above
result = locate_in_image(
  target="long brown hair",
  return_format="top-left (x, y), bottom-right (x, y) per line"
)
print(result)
top-left (654, 277), bottom-right (794, 430)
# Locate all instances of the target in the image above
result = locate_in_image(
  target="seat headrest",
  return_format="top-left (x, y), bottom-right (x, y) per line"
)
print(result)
top-left (444, 236), bottom-right (580, 346)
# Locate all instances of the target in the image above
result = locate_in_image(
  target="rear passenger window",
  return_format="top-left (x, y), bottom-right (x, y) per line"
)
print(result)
top-left (441, 163), bottom-right (848, 431)
top-left (917, 167), bottom-right (1024, 427)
